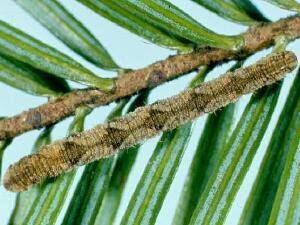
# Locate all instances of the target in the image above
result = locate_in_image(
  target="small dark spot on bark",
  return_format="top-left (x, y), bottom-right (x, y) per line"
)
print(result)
top-left (147, 70), bottom-right (166, 87)
top-left (26, 111), bottom-right (42, 128)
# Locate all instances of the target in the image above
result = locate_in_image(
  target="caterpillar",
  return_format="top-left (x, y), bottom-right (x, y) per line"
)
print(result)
top-left (3, 51), bottom-right (297, 192)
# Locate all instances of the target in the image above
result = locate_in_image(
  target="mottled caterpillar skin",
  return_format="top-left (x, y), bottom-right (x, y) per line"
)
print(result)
top-left (3, 51), bottom-right (297, 192)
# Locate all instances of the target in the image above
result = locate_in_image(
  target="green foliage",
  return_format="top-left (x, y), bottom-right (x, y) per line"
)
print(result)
top-left (0, 55), bottom-right (69, 97)
top-left (15, 0), bottom-right (120, 71)
top-left (231, 0), bottom-right (269, 22)
top-left (264, 0), bottom-right (300, 12)
top-left (191, 0), bottom-right (256, 24)
top-left (79, 0), bottom-right (244, 51)
top-left (79, 0), bottom-right (193, 52)
top-left (267, 97), bottom-right (300, 225)
top-left (121, 123), bottom-right (192, 225)
top-left (172, 62), bottom-right (243, 225)
top-left (114, 0), bottom-right (244, 50)
top-left (190, 83), bottom-right (282, 225)
top-left (239, 70), bottom-right (299, 225)
top-left (0, 20), bottom-right (113, 91)
top-left (173, 104), bottom-right (235, 225)
top-left (2, 1), bottom-right (300, 225)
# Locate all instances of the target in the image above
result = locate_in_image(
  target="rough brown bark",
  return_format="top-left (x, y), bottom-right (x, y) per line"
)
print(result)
top-left (3, 51), bottom-right (297, 192)
top-left (1, 15), bottom-right (300, 140)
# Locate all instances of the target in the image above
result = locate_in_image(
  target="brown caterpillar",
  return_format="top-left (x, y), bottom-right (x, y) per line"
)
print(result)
top-left (3, 51), bottom-right (297, 192)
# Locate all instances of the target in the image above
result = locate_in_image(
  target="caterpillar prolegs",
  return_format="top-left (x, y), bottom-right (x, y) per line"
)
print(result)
top-left (3, 51), bottom-right (297, 192)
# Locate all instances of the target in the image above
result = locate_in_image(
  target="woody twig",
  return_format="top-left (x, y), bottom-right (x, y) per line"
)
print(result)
top-left (1, 15), bottom-right (300, 140)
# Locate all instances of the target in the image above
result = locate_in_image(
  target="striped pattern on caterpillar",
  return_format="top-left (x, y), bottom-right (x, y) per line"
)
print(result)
top-left (3, 51), bottom-right (297, 192)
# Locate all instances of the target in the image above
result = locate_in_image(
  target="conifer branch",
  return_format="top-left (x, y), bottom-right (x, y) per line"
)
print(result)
top-left (0, 15), bottom-right (300, 140)
top-left (3, 51), bottom-right (297, 192)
